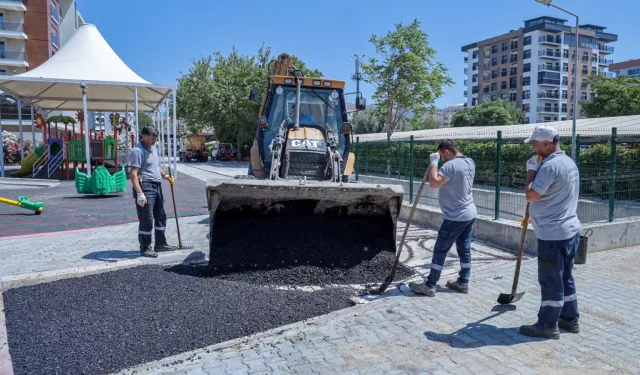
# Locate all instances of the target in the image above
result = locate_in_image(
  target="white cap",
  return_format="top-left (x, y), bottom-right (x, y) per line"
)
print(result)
top-left (524, 125), bottom-right (559, 143)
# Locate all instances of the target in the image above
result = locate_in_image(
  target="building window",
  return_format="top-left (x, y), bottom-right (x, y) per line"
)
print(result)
top-left (523, 63), bottom-right (531, 73)
top-left (510, 53), bottom-right (518, 63)
top-left (522, 90), bottom-right (531, 100)
top-left (522, 76), bottom-right (531, 86)
top-left (510, 77), bottom-right (517, 89)
top-left (581, 91), bottom-right (587, 100)
top-left (491, 83), bottom-right (497, 91)
top-left (509, 92), bottom-right (517, 101)
top-left (510, 66), bottom-right (517, 76)
top-left (562, 103), bottom-right (567, 113)
top-left (492, 45), bottom-right (498, 54)
top-left (591, 66), bottom-right (597, 75)
top-left (464, 91), bottom-right (467, 97)
top-left (502, 42), bottom-right (508, 52)
top-left (500, 68), bottom-right (507, 77)
top-left (472, 51), bottom-right (479, 59)
top-left (524, 36), bottom-right (531, 46)
top-left (483, 71), bottom-right (490, 80)
top-left (523, 103), bottom-right (530, 112)
top-left (491, 57), bottom-right (497, 66)
top-left (523, 117), bottom-right (530, 124)
top-left (563, 49), bottom-right (569, 59)
top-left (51, 31), bottom-right (60, 47)
top-left (582, 52), bottom-right (589, 62)
top-left (563, 62), bottom-right (569, 72)
top-left (523, 49), bottom-right (532, 59)
top-left (472, 98), bottom-right (477, 106)
top-left (491, 95), bottom-right (497, 101)
top-left (499, 55), bottom-right (506, 64)
top-left (472, 86), bottom-right (478, 94)
top-left (562, 76), bottom-right (568, 86)
top-left (501, 93), bottom-right (508, 100)
top-left (0, 70), bottom-right (6, 76)
top-left (472, 74), bottom-right (478, 83)
top-left (501, 80), bottom-right (507, 89)
top-left (50, 1), bottom-right (59, 24)
top-left (582, 78), bottom-right (588, 89)
top-left (510, 40), bottom-right (518, 49)
top-left (472, 62), bottom-right (478, 71)
top-left (491, 69), bottom-right (498, 79)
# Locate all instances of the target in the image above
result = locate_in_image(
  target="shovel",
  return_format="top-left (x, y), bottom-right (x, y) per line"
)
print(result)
top-left (167, 166), bottom-right (194, 250)
top-left (497, 155), bottom-right (541, 305)
top-left (377, 155), bottom-right (433, 294)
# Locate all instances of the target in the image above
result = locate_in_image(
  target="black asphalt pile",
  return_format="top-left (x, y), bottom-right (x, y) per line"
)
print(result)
top-left (2, 265), bottom-right (356, 375)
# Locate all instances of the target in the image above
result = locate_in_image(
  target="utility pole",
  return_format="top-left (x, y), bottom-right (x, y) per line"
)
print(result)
top-left (351, 54), bottom-right (366, 111)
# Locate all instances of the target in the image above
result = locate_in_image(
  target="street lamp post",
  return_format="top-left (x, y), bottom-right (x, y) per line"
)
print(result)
top-left (535, 0), bottom-right (579, 160)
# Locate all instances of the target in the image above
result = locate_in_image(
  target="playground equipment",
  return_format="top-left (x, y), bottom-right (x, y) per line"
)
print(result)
top-left (11, 145), bottom-right (45, 177)
top-left (0, 195), bottom-right (44, 215)
top-left (75, 165), bottom-right (126, 195)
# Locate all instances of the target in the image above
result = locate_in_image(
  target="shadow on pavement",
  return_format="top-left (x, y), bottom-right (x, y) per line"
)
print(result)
top-left (83, 250), bottom-right (140, 263)
top-left (62, 194), bottom-right (123, 200)
top-left (424, 312), bottom-right (542, 348)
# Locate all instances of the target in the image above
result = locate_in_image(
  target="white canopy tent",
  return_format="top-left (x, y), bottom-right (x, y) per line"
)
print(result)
top-left (0, 23), bottom-right (179, 178)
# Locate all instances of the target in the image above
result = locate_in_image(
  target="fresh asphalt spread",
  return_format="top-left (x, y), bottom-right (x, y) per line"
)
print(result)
top-left (3, 227), bottom-right (414, 375)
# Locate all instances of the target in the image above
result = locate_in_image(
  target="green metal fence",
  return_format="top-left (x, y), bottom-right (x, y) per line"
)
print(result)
top-left (354, 127), bottom-right (640, 224)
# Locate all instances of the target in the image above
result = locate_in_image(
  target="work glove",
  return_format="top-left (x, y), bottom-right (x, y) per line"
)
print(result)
top-left (429, 152), bottom-right (440, 166)
top-left (526, 156), bottom-right (542, 172)
top-left (136, 193), bottom-right (147, 207)
top-left (164, 175), bottom-right (174, 185)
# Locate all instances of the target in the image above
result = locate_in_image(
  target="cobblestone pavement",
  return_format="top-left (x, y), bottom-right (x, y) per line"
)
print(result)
top-left (120, 246), bottom-right (640, 375)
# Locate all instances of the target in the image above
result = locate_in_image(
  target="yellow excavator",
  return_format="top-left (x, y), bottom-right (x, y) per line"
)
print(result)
top-left (205, 53), bottom-right (404, 272)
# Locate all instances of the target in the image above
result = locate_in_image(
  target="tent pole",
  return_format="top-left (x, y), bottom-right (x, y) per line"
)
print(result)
top-left (0, 107), bottom-right (4, 177)
top-left (81, 83), bottom-right (91, 177)
top-left (17, 98), bottom-right (23, 159)
top-left (158, 111), bottom-right (164, 167)
top-left (134, 86), bottom-right (139, 142)
top-left (30, 105), bottom-right (36, 146)
top-left (172, 89), bottom-right (177, 177)
top-left (164, 101), bottom-right (171, 172)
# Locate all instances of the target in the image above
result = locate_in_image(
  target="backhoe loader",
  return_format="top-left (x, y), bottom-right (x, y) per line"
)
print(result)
top-left (205, 53), bottom-right (404, 273)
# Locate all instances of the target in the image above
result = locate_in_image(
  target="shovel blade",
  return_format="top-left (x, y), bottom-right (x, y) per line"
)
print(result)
top-left (497, 291), bottom-right (525, 305)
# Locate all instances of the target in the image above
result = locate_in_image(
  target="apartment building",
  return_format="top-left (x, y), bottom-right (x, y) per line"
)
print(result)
top-left (0, 0), bottom-right (84, 132)
top-left (609, 59), bottom-right (640, 78)
top-left (462, 16), bottom-right (617, 124)
top-left (432, 104), bottom-right (464, 127)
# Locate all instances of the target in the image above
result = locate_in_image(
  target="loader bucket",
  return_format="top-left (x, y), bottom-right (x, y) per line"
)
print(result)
top-left (205, 179), bottom-right (404, 274)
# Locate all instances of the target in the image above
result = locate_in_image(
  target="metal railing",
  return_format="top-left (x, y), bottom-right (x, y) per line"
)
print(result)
top-left (538, 78), bottom-right (561, 85)
top-left (0, 50), bottom-right (27, 61)
top-left (599, 57), bottom-right (614, 65)
top-left (538, 92), bottom-right (560, 99)
top-left (599, 45), bottom-right (614, 53)
top-left (537, 105), bottom-right (559, 113)
top-left (538, 35), bottom-right (561, 44)
top-left (599, 71), bottom-right (615, 78)
top-left (353, 128), bottom-right (640, 224)
top-left (47, 148), bottom-right (65, 178)
top-left (32, 144), bottom-right (49, 177)
top-left (539, 50), bottom-right (561, 58)
top-left (538, 64), bottom-right (561, 72)
top-left (0, 21), bottom-right (26, 34)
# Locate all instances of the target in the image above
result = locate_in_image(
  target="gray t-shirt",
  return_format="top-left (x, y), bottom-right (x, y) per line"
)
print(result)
top-left (530, 151), bottom-right (581, 241)
top-left (438, 156), bottom-right (477, 222)
top-left (129, 142), bottom-right (162, 181)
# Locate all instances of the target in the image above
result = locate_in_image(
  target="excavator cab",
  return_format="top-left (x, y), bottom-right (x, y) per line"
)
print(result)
top-left (205, 53), bottom-right (404, 274)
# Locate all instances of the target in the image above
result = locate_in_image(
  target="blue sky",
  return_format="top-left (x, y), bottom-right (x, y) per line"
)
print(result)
top-left (78, 0), bottom-right (638, 109)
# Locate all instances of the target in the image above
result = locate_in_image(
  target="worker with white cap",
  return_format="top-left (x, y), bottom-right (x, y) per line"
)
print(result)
top-left (519, 125), bottom-right (581, 340)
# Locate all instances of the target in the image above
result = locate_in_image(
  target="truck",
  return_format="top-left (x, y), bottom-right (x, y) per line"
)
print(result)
top-left (178, 134), bottom-right (208, 162)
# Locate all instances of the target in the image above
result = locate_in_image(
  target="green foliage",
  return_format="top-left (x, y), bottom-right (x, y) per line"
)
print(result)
top-left (176, 46), bottom-right (323, 156)
top-left (352, 108), bottom-right (385, 134)
top-left (581, 75), bottom-right (640, 118)
top-left (406, 116), bottom-right (440, 131)
top-left (290, 55), bottom-right (323, 78)
top-left (138, 113), bottom-right (153, 127)
top-left (451, 100), bottom-right (523, 127)
top-left (362, 19), bottom-right (453, 140)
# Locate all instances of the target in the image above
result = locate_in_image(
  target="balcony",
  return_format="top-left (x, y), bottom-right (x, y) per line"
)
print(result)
top-left (538, 35), bottom-right (561, 45)
top-left (0, 0), bottom-right (26, 11)
top-left (599, 71), bottom-right (615, 78)
top-left (538, 64), bottom-right (561, 72)
top-left (537, 105), bottom-right (559, 113)
top-left (464, 56), bottom-right (468, 63)
top-left (538, 78), bottom-right (561, 86)
top-left (599, 57), bottom-right (613, 65)
top-left (539, 50), bottom-right (561, 59)
top-left (538, 92), bottom-right (560, 99)
top-left (0, 50), bottom-right (28, 67)
top-left (0, 21), bottom-right (27, 39)
top-left (599, 45), bottom-right (614, 54)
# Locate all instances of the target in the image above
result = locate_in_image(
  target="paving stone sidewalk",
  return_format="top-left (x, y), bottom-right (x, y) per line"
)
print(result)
top-left (121, 246), bottom-right (640, 375)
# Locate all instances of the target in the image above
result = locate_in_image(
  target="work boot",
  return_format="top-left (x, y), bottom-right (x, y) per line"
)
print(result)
top-left (519, 321), bottom-right (560, 340)
top-left (558, 318), bottom-right (580, 333)
top-left (409, 282), bottom-right (436, 297)
top-left (446, 279), bottom-right (469, 294)
top-left (140, 247), bottom-right (158, 258)
top-left (154, 243), bottom-right (178, 252)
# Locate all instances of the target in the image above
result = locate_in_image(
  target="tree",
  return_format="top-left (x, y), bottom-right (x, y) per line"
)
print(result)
top-left (405, 116), bottom-right (440, 131)
top-left (581, 75), bottom-right (640, 118)
top-left (351, 108), bottom-right (385, 134)
top-left (139, 113), bottom-right (153, 127)
top-left (176, 55), bottom-right (217, 135)
top-left (362, 19), bottom-right (453, 141)
top-left (291, 55), bottom-right (323, 78)
top-left (450, 100), bottom-right (523, 127)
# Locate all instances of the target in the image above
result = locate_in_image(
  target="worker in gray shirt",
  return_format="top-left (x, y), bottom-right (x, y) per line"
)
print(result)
top-left (130, 125), bottom-right (176, 258)
top-left (410, 139), bottom-right (477, 297)
top-left (520, 125), bottom-right (581, 340)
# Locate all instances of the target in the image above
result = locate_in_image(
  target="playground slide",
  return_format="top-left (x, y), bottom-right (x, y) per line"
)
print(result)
top-left (10, 151), bottom-right (40, 177)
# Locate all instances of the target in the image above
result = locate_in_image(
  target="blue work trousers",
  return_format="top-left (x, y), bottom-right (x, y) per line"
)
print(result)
top-left (426, 219), bottom-right (475, 287)
top-left (133, 181), bottom-right (168, 251)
